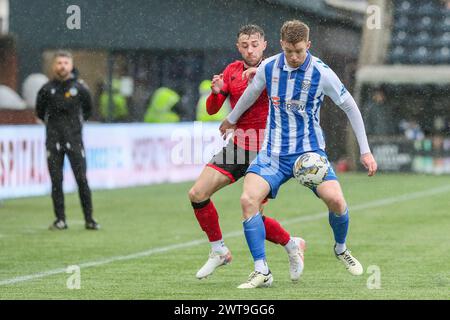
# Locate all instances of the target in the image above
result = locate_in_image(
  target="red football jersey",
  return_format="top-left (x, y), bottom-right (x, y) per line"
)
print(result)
top-left (206, 60), bottom-right (268, 152)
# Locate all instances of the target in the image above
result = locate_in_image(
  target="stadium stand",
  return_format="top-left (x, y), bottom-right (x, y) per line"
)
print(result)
top-left (349, 0), bottom-right (449, 174)
top-left (389, 0), bottom-right (450, 64)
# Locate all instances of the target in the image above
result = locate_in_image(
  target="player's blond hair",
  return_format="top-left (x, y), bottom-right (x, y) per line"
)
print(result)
top-left (280, 20), bottom-right (310, 43)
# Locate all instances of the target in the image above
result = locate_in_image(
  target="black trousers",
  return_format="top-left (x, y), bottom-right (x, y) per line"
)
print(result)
top-left (46, 138), bottom-right (93, 222)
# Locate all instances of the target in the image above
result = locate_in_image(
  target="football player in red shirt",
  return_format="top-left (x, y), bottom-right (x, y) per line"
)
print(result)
top-left (188, 25), bottom-right (306, 282)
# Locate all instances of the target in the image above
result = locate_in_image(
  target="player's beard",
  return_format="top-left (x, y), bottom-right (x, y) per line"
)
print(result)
top-left (244, 57), bottom-right (263, 68)
top-left (55, 69), bottom-right (71, 81)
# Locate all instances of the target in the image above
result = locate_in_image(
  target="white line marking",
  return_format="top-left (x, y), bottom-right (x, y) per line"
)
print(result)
top-left (0, 184), bottom-right (449, 287)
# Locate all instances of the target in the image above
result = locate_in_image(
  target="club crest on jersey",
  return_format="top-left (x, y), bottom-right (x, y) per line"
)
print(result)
top-left (301, 79), bottom-right (311, 92)
top-left (69, 87), bottom-right (78, 96)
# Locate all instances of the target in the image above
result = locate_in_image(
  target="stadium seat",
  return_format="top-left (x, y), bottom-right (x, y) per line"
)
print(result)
top-left (411, 31), bottom-right (433, 46)
top-left (418, 16), bottom-right (434, 31)
top-left (436, 17), bottom-right (450, 32)
top-left (433, 46), bottom-right (450, 64)
top-left (394, 16), bottom-right (409, 31)
top-left (397, 0), bottom-right (412, 14)
top-left (436, 32), bottom-right (450, 46)
top-left (410, 46), bottom-right (430, 64)
top-left (391, 30), bottom-right (408, 46)
top-left (417, 1), bottom-right (440, 15)
top-left (389, 46), bottom-right (407, 64)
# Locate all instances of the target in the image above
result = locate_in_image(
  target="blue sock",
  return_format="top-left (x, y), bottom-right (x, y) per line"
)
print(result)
top-left (328, 208), bottom-right (349, 245)
top-left (243, 213), bottom-right (266, 261)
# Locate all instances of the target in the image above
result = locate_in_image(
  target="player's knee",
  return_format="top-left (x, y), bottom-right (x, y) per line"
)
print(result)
top-left (240, 193), bottom-right (258, 214)
top-left (188, 186), bottom-right (209, 203)
top-left (327, 196), bottom-right (347, 214)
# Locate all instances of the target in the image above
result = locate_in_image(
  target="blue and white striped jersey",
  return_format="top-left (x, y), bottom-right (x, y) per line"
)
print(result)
top-left (228, 51), bottom-right (352, 156)
top-left (262, 51), bottom-right (351, 156)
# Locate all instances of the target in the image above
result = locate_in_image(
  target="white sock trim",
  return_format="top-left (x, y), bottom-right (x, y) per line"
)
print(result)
top-left (243, 212), bottom-right (261, 223)
top-left (335, 243), bottom-right (347, 255)
top-left (211, 239), bottom-right (227, 254)
top-left (284, 237), bottom-right (298, 254)
top-left (254, 259), bottom-right (269, 274)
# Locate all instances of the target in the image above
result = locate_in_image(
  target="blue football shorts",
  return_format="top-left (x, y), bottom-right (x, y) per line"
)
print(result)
top-left (246, 149), bottom-right (338, 199)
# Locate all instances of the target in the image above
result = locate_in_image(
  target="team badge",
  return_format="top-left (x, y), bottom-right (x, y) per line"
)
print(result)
top-left (301, 79), bottom-right (311, 91)
top-left (69, 87), bottom-right (78, 96)
top-left (51, 88), bottom-right (56, 95)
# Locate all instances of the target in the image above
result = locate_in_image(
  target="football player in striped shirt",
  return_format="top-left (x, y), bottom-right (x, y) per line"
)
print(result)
top-left (220, 20), bottom-right (377, 289)
top-left (189, 25), bottom-right (306, 282)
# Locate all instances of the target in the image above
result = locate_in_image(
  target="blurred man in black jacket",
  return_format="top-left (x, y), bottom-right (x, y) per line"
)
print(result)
top-left (36, 50), bottom-right (99, 230)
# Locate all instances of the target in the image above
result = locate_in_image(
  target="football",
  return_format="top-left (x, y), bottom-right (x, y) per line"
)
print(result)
top-left (293, 152), bottom-right (329, 188)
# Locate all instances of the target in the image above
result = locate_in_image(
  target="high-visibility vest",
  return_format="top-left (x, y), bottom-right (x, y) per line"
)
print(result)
top-left (144, 87), bottom-right (180, 123)
top-left (99, 92), bottom-right (128, 119)
top-left (196, 80), bottom-right (230, 122)
top-left (99, 79), bottom-right (128, 120)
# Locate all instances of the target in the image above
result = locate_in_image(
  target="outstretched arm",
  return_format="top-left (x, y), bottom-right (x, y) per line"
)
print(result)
top-left (321, 66), bottom-right (377, 176)
top-left (338, 95), bottom-right (377, 176)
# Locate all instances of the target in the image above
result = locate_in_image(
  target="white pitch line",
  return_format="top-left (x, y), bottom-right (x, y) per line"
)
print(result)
top-left (0, 184), bottom-right (449, 287)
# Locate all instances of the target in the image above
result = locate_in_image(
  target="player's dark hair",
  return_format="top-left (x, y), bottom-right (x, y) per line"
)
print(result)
top-left (237, 24), bottom-right (265, 39)
top-left (281, 20), bottom-right (310, 43)
top-left (53, 50), bottom-right (73, 61)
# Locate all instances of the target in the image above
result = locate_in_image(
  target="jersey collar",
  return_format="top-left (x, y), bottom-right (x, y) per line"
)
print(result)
top-left (278, 51), bottom-right (311, 72)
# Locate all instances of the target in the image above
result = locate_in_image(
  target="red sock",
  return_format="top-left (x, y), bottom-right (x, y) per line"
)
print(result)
top-left (263, 216), bottom-right (290, 246)
top-left (193, 200), bottom-right (223, 242)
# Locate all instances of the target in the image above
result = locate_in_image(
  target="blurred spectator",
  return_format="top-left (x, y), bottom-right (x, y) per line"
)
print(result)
top-left (22, 73), bottom-right (49, 108)
top-left (399, 119), bottom-right (425, 141)
top-left (0, 85), bottom-right (26, 109)
top-left (196, 79), bottom-right (229, 121)
top-left (433, 116), bottom-right (447, 133)
top-left (99, 78), bottom-right (129, 122)
top-left (365, 88), bottom-right (395, 135)
top-left (144, 87), bottom-right (180, 123)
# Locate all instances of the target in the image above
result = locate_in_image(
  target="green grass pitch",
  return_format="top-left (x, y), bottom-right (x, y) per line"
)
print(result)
top-left (0, 173), bottom-right (449, 299)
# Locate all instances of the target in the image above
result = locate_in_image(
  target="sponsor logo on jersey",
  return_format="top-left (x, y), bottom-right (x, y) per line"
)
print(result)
top-left (286, 100), bottom-right (306, 112)
top-left (270, 96), bottom-right (280, 106)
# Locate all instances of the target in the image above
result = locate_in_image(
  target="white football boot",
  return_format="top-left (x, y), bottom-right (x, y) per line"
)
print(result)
top-left (288, 237), bottom-right (307, 281)
top-left (335, 246), bottom-right (363, 276)
top-left (237, 271), bottom-right (273, 289)
top-left (196, 250), bottom-right (232, 279)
